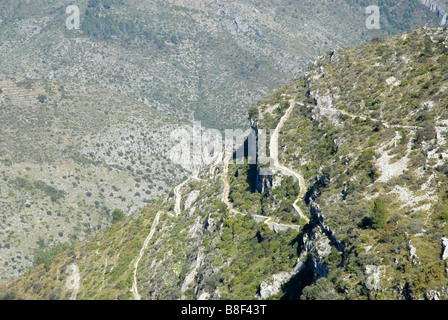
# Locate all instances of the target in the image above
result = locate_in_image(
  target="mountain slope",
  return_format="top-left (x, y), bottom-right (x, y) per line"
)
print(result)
top-left (0, 75), bottom-right (187, 283)
top-left (0, 0), bottom-right (441, 129)
top-left (1, 26), bottom-right (448, 300)
top-left (0, 0), bottom-right (443, 285)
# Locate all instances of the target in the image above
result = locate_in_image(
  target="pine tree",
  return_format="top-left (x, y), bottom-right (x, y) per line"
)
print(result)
top-left (371, 198), bottom-right (388, 229)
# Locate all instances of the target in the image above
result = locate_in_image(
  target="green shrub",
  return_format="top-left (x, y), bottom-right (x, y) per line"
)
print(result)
top-left (300, 278), bottom-right (339, 300)
top-left (437, 210), bottom-right (448, 221)
top-left (112, 209), bottom-right (125, 223)
top-left (371, 198), bottom-right (388, 229)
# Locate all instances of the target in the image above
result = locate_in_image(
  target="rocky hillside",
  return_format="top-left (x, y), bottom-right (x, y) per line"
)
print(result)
top-left (1, 26), bottom-right (448, 300)
top-left (0, 75), bottom-right (187, 283)
top-left (0, 0), bottom-right (440, 129)
top-left (0, 0), bottom-right (442, 285)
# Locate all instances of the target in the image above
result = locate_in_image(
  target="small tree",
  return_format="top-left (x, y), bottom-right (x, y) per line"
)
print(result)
top-left (112, 209), bottom-right (125, 223)
top-left (216, 201), bottom-right (227, 212)
top-left (371, 198), bottom-right (388, 229)
top-left (415, 123), bottom-right (436, 144)
top-left (37, 95), bottom-right (47, 103)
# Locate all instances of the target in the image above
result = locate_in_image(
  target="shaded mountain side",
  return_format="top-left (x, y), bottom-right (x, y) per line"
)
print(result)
top-left (1, 26), bottom-right (448, 300)
top-left (417, 0), bottom-right (448, 23)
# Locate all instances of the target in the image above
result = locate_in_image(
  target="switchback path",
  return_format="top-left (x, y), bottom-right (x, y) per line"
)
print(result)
top-left (221, 149), bottom-right (246, 217)
top-left (221, 99), bottom-right (309, 228)
top-left (174, 179), bottom-right (191, 216)
top-left (131, 99), bottom-right (309, 299)
top-left (314, 104), bottom-right (447, 131)
top-left (174, 172), bottom-right (205, 216)
top-left (252, 215), bottom-right (300, 233)
top-left (131, 210), bottom-right (162, 300)
top-left (65, 264), bottom-right (80, 300)
top-left (269, 99), bottom-right (309, 223)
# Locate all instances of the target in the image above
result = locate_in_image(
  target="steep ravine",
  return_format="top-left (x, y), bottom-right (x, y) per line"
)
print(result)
top-left (250, 100), bottom-right (345, 298)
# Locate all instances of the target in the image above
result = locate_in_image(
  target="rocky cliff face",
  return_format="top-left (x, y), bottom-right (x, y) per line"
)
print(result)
top-left (417, 0), bottom-right (448, 24)
top-left (250, 112), bottom-right (343, 291)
